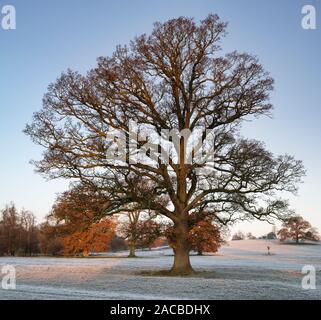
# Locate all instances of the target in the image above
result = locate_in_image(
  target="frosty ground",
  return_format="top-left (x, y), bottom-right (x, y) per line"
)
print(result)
top-left (1, 240), bottom-right (320, 300)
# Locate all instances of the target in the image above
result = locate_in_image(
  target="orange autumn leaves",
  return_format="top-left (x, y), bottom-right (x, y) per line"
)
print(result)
top-left (42, 185), bottom-right (116, 256)
top-left (189, 219), bottom-right (222, 255)
top-left (60, 218), bottom-right (115, 256)
top-left (165, 217), bottom-right (223, 256)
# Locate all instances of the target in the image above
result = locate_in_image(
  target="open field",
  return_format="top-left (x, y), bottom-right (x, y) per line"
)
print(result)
top-left (1, 240), bottom-right (321, 300)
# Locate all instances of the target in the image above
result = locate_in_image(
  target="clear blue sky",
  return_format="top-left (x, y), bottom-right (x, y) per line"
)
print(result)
top-left (1, 0), bottom-right (320, 236)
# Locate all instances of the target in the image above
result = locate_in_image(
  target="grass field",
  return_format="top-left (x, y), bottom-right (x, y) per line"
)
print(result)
top-left (1, 240), bottom-right (320, 299)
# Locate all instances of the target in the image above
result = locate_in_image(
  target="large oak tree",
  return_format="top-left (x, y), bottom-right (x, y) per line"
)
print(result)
top-left (25, 14), bottom-right (305, 274)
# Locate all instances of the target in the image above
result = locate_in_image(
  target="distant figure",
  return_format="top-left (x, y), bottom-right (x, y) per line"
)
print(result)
top-left (267, 246), bottom-right (270, 255)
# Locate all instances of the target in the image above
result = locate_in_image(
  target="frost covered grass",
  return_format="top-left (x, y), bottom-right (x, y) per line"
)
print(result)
top-left (0, 240), bottom-right (320, 300)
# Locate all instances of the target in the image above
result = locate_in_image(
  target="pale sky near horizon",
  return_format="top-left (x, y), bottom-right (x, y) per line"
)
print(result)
top-left (1, 0), bottom-right (320, 237)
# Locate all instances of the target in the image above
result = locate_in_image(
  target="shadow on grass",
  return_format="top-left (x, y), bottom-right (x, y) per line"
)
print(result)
top-left (135, 269), bottom-right (200, 278)
top-left (279, 242), bottom-right (320, 246)
top-left (135, 267), bottom-right (303, 281)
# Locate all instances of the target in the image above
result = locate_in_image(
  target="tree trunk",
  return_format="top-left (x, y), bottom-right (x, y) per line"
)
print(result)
top-left (170, 220), bottom-right (194, 275)
top-left (128, 243), bottom-right (136, 257)
top-left (82, 250), bottom-right (89, 257)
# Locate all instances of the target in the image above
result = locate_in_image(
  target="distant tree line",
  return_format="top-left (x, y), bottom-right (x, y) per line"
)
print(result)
top-left (231, 216), bottom-right (319, 243)
top-left (0, 204), bottom-right (39, 256)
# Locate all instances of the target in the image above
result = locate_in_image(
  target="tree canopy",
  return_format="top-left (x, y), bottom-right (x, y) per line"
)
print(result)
top-left (278, 216), bottom-right (319, 243)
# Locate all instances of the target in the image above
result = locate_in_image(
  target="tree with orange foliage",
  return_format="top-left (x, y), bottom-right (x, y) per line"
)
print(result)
top-left (61, 218), bottom-right (115, 256)
top-left (277, 216), bottom-right (319, 244)
top-left (189, 219), bottom-right (222, 255)
top-left (48, 184), bottom-right (110, 234)
top-left (42, 184), bottom-right (116, 256)
top-left (165, 215), bottom-right (223, 256)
